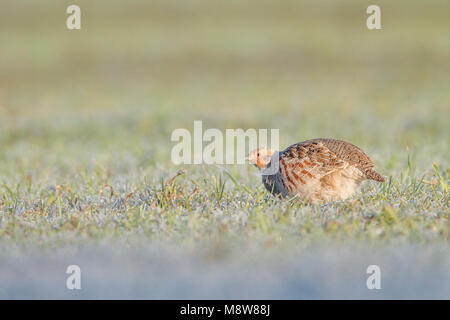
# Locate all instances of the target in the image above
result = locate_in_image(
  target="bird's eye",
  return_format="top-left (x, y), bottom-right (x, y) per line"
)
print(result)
top-left (257, 152), bottom-right (260, 157)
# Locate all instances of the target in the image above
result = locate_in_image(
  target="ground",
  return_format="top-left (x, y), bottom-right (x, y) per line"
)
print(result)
top-left (0, 0), bottom-right (448, 298)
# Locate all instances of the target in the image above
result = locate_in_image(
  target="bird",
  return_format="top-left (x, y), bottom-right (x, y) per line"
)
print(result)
top-left (246, 138), bottom-right (385, 203)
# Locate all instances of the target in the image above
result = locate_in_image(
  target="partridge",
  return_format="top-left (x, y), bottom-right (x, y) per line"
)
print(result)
top-left (247, 138), bottom-right (385, 203)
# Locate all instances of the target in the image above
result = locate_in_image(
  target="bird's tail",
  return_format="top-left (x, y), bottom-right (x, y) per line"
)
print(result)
top-left (365, 169), bottom-right (385, 183)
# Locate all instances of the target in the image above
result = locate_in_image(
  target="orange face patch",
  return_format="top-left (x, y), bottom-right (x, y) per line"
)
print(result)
top-left (256, 158), bottom-right (265, 169)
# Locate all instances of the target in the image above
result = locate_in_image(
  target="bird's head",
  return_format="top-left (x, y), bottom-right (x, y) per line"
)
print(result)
top-left (246, 148), bottom-right (275, 169)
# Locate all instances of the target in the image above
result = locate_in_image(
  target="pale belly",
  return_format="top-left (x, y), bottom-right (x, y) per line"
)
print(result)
top-left (290, 166), bottom-right (365, 203)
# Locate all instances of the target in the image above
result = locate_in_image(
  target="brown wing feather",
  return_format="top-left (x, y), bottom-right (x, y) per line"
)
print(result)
top-left (303, 138), bottom-right (384, 182)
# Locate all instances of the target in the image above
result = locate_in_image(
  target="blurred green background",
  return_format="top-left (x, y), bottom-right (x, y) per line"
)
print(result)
top-left (0, 0), bottom-right (448, 299)
top-left (0, 0), bottom-right (448, 178)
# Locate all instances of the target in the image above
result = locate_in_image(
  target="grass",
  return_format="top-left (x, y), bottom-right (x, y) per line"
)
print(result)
top-left (0, 165), bottom-right (447, 246)
top-left (0, 0), bottom-right (448, 298)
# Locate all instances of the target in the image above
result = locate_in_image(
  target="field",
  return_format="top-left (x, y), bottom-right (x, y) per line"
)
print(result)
top-left (0, 0), bottom-right (449, 299)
